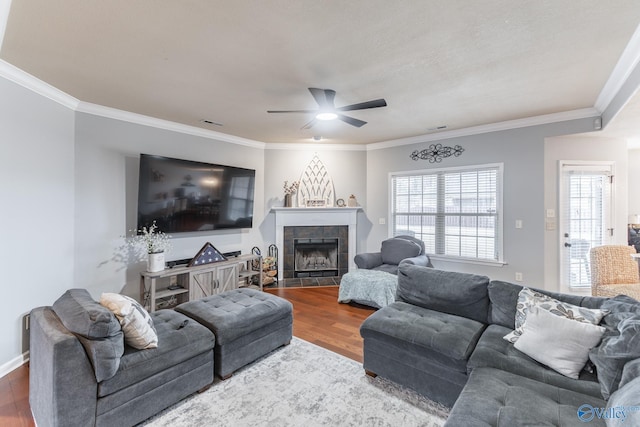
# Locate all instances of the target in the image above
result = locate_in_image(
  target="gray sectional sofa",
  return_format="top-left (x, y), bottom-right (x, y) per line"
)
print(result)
top-left (29, 289), bottom-right (216, 427)
top-left (360, 264), bottom-right (640, 426)
top-left (29, 288), bottom-right (293, 427)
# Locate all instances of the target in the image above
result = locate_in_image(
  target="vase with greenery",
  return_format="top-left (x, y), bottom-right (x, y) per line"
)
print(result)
top-left (283, 180), bottom-right (299, 207)
top-left (125, 221), bottom-right (172, 272)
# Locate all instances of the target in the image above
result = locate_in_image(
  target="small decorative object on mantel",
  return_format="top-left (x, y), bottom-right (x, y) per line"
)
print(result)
top-left (283, 180), bottom-right (299, 207)
top-left (347, 194), bottom-right (358, 207)
top-left (188, 242), bottom-right (227, 267)
top-left (125, 221), bottom-right (172, 273)
top-left (336, 198), bottom-right (345, 207)
top-left (410, 144), bottom-right (464, 163)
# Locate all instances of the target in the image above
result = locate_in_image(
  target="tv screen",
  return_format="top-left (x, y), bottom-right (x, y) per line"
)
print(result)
top-left (137, 154), bottom-right (255, 233)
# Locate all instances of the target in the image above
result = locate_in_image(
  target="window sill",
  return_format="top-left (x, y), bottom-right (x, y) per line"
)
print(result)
top-left (427, 254), bottom-right (507, 267)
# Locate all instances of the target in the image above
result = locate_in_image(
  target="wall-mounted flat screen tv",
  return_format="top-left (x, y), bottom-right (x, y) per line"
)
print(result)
top-left (137, 154), bottom-right (255, 233)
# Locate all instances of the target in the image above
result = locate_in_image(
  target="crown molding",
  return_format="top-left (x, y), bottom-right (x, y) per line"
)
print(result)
top-left (0, 59), bottom-right (80, 110)
top-left (265, 142), bottom-right (366, 151)
top-left (367, 107), bottom-right (600, 151)
top-left (0, 60), bottom-right (602, 153)
top-left (76, 102), bottom-right (266, 149)
top-left (595, 23), bottom-right (640, 113)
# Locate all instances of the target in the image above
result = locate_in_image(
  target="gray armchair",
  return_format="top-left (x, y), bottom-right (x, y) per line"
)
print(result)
top-left (354, 235), bottom-right (432, 275)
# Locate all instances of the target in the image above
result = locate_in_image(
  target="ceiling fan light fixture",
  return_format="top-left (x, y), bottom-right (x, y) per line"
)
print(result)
top-left (316, 112), bottom-right (338, 121)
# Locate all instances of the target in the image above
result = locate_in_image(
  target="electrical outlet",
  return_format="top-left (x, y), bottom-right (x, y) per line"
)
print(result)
top-left (515, 220), bottom-right (523, 229)
top-left (515, 272), bottom-right (523, 282)
top-left (379, 218), bottom-right (386, 225)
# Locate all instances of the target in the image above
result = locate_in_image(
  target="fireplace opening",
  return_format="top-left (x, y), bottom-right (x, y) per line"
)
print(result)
top-left (294, 238), bottom-right (339, 278)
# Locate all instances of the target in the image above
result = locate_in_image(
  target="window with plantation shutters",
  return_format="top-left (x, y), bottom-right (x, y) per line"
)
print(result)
top-left (391, 164), bottom-right (503, 262)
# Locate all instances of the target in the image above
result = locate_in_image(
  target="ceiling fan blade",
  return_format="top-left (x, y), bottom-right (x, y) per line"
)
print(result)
top-left (324, 89), bottom-right (336, 108)
top-left (267, 109), bottom-right (317, 113)
top-left (338, 114), bottom-right (367, 127)
top-left (337, 98), bottom-right (387, 111)
top-left (308, 88), bottom-right (329, 108)
top-left (301, 118), bottom-right (317, 130)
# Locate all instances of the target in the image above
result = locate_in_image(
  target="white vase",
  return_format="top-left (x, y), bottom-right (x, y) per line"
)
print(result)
top-left (147, 252), bottom-right (165, 272)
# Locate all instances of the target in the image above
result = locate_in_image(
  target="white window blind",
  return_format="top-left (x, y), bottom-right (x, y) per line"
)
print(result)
top-left (391, 164), bottom-right (502, 262)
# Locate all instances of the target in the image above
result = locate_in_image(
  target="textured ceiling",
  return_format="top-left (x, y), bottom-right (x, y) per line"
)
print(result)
top-left (2, 1), bottom-right (640, 145)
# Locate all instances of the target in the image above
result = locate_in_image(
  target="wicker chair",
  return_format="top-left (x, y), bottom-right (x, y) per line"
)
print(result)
top-left (589, 245), bottom-right (640, 300)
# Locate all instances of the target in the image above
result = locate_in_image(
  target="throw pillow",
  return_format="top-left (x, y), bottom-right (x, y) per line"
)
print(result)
top-left (100, 293), bottom-right (158, 349)
top-left (589, 315), bottom-right (640, 399)
top-left (503, 287), bottom-right (608, 343)
top-left (52, 289), bottom-right (124, 382)
top-left (514, 306), bottom-right (606, 379)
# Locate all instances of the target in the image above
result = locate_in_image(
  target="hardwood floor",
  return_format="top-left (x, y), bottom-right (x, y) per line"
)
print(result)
top-left (265, 286), bottom-right (376, 362)
top-left (0, 285), bottom-right (374, 427)
top-left (0, 363), bottom-right (33, 427)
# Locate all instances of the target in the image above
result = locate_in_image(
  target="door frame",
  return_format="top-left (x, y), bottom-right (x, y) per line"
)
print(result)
top-left (557, 160), bottom-right (615, 293)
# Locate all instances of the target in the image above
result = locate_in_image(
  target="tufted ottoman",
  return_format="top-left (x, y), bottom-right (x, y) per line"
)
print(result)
top-left (175, 288), bottom-right (293, 379)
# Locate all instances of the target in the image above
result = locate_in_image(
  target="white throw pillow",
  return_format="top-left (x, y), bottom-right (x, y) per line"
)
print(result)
top-left (514, 306), bottom-right (606, 379)
top-left (100, 293), bottom-right (158, 349)
top-left (503, 287), bottom-right (608, 343)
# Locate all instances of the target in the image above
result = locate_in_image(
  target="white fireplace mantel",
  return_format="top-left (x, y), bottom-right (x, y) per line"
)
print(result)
top-left (272, 207), bottom-right (361, 280)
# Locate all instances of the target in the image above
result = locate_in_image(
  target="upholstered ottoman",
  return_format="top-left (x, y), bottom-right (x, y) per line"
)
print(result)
top-left (338, 269), bottom-right (398, 308)
top-left (175, 288), bottom-right (293, 379)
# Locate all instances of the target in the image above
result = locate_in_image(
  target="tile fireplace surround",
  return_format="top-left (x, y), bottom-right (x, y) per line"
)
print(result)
top-left (272, 207), bottom-right (360, 282)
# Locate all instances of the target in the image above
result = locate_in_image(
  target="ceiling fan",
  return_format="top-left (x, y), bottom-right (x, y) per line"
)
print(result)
top-left (267, 88), bottom-right (387, 129)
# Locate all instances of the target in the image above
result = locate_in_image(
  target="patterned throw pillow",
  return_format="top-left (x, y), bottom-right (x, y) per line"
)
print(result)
top-left (503, 287), bottom-right (608, 343)
top-left (100, 293), bottom-right (158, 349)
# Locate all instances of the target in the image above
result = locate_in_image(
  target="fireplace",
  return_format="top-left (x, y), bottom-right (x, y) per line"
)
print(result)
top-left (283, 225), bottom-right (348, 279)
top-left (294, 238), bottom-right (339, 277)
top-left (273, 207), bottom-right (360, 282)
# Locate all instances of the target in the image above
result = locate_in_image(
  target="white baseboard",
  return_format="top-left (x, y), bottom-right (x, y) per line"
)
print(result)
top-left (0, 351), bottom-right (29, 379)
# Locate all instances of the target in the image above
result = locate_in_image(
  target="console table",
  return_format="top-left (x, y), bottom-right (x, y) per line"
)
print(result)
top-left (140, 253), bottom-right (262, 312)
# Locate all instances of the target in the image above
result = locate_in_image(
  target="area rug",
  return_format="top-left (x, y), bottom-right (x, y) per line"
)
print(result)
top-left (140, 338), bottom-right (449, 426)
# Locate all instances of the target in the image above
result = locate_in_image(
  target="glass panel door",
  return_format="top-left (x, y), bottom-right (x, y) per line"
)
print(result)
top-left (559, 162), bottom-right (613, 289)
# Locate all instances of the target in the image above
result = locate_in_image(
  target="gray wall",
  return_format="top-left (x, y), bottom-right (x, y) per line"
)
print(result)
top-left (73, 113), bottom-right (266, 299)
top-left (365, 118), bottom-right (600, 288)
top-left (0, 75), bottom-right (75, 370)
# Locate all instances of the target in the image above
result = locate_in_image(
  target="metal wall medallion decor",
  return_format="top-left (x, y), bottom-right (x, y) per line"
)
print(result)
top-left (410, 144), bottom-right (465, 163)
